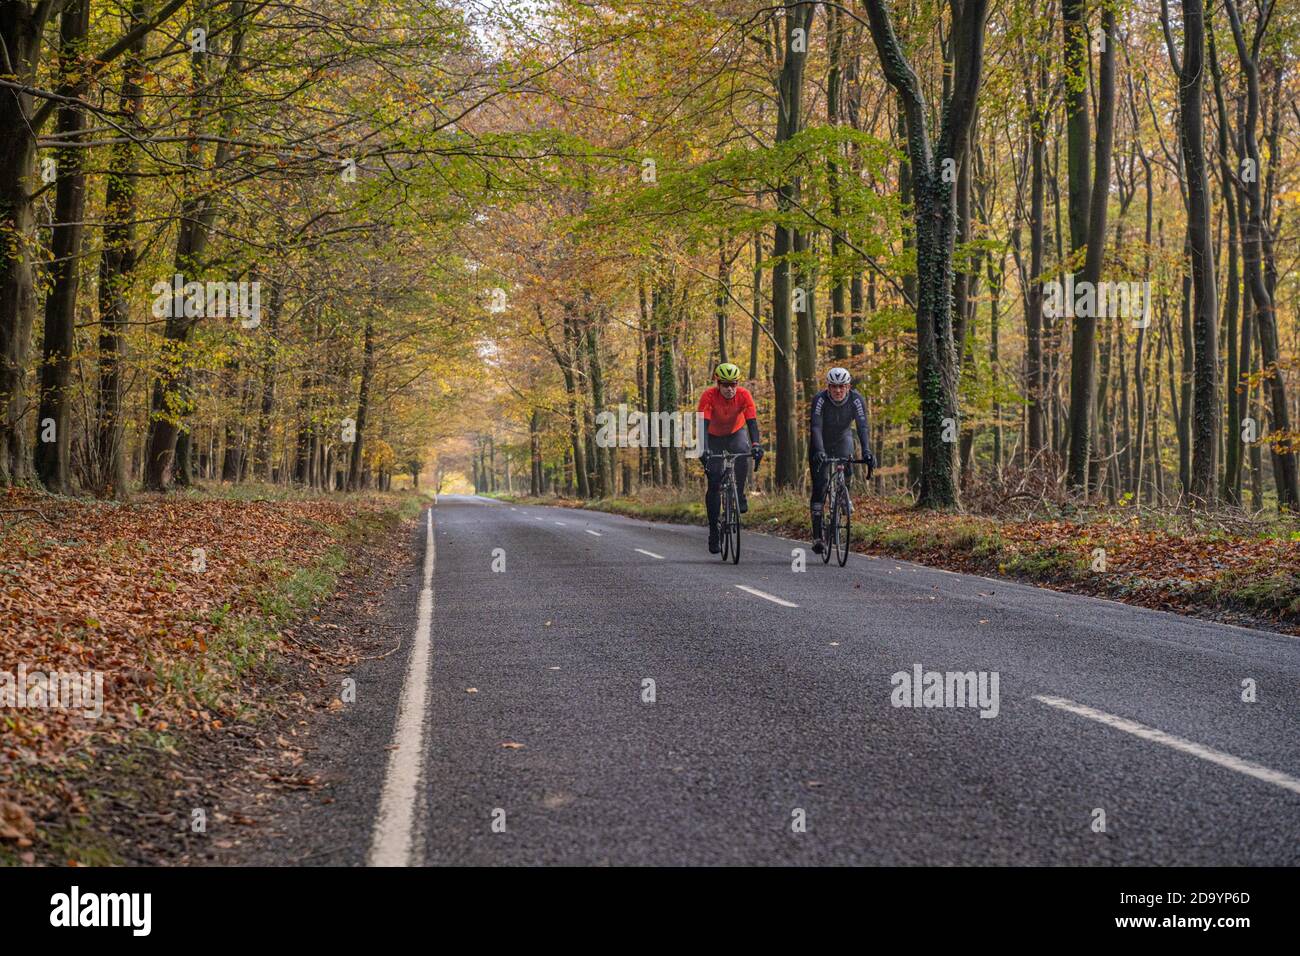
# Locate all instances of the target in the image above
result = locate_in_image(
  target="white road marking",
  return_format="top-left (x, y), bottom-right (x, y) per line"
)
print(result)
top-left (635, 548), bottom-right (664, 560)
top-left (735, 584), bottom-right (799, 608)
top-left (1034, 694), bottom-right (1300, 796)
top-left (554, 520), bottom-right (567, 526)
top-left (585, 529), bottom-right (602, 536)
top-left (368, 508), bottom-right (437, 866)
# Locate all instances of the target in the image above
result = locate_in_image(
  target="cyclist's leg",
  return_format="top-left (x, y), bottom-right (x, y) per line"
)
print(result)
top-left (725, 430), bottom-right (752, 512)
top-left (704, 434), bottom-right (724, 548)
top-left (809, 457), bottom-right (828, 548)
top-left (833, 433), bottom-right (855, 510)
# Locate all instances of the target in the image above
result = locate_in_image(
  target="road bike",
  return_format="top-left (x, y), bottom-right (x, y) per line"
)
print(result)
top-left (818, 456), bottom-right (872, 567)
top-left (706, 450), bottom-right (757, 564)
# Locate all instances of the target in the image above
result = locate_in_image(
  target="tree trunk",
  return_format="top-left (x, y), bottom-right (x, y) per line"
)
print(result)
top-left (34, 0), bottom-right (91, 492)
top-left (253, 278), bottom-right (281, 479)
top-left (347, 318), bottom-right (375, 491)
top-left (1026, 58), bottom-right (1047, 454)
top-left (0, 4), bottom-right (50, 484)
top-left (769, 2), bottom-right (814, 488)
top-left (142, 5), bottom-right (248, 490)
top-left (94, 1), bottom-right (147, 498)
top-left (1177, 0), bottom-right (1220, 502)
top-left (586, 305), bottom-right (611, 497)
top-left (1222, 0), bottom-right (1299, 508)
top-left (1065, 1), bottom-right (1116, 491)
top-left (863, 0), bottom-right (989, 508)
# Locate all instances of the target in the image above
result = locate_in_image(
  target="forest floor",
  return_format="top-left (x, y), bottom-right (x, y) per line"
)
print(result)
top-left (0, 484), bottom-right (425, 865)
top-left (494, 487), bottom-right (1300, 637)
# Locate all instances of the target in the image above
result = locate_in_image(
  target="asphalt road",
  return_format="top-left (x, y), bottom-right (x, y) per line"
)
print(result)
top-left (325, 495), bottom-right (1300, 865)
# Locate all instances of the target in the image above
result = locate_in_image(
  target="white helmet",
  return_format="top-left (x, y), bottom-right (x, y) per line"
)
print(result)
top-left (826, 367), bottom-right (851, 386)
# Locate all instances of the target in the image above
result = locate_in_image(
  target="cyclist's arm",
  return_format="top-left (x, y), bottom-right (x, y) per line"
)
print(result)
top-left (743, 389), bottom-right (760, 447)
top-left (852, 392), bottom-right (871, 459)
top-left (697, 390), bottom-right (713, 459)
top-left (810, 393), bottom-right (826, 457)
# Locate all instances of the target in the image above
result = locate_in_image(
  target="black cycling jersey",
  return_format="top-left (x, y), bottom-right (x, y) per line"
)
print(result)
top-left (810, 388), bottom-right (870, 459)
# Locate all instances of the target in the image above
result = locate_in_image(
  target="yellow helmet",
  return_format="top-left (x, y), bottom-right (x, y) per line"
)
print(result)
top-left (715, 362), bottom-right (742, 383)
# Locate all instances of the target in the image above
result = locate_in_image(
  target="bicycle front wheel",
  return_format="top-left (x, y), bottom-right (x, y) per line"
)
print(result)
top-left (820, 488), bottom-right (834, 563)
top-left (729, 481), bottom-right (741, 564)
top-left (835, 485), bottom-right (851, 566)
top-left (720, 481), bottom-right (732, 561)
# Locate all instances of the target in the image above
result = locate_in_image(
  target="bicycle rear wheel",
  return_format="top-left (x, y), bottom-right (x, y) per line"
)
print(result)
top-left (729, 481), bottom-right (741, 564)
top-left (835, 484), bottom-right (851, 566)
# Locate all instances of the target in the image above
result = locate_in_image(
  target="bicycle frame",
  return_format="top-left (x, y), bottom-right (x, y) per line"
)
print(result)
top-left (818, 456), bottom-right (870, 566)
top-left (706, 450), bottom-right (755, 564)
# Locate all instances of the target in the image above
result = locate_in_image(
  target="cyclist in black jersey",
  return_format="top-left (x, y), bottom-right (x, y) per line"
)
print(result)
top-left (809, 367), bottom-right (875, 554)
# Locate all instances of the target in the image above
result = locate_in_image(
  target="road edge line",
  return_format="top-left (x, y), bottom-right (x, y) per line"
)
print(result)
top-left (367, 506), bottom-right (437, 866)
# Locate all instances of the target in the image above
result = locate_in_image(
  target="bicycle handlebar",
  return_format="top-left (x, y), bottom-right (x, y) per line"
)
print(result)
top-left (818, 455), bottom-right (874, 478)
top-left (703, 451), bottom-right (757, 460)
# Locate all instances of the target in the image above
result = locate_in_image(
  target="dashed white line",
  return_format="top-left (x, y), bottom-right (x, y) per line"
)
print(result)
top-left (368, 508), bottom-right (436, 866)
top-left (554, 520), bottom-right (567, 526)
top-left (585, 529), bottom-right (603, 536)
top-left (635, 548), bottom-right (664, 560)
top-left (1034, 694), bottom-right (1300, 796)
top-left (734, 584), bottom-right (799, 608)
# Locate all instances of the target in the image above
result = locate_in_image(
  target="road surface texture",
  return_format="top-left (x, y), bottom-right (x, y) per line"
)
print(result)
top-left (251, 494), bottom-right (1300, 866)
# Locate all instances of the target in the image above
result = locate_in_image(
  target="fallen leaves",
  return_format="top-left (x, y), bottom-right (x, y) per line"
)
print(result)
top-left (0, 799), bottom-right (35, 846)
top-left (0, 487), bottom-right (407, 826)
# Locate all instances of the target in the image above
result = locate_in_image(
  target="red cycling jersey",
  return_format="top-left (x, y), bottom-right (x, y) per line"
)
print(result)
top-left (698, 385), bottom-right (757, 436)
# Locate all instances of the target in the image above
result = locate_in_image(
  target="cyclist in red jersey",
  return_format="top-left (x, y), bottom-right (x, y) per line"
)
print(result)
top-left (698, 363), bottom-right (763, 554)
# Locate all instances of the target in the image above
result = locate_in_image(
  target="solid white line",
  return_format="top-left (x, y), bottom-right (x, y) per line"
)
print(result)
top-left (585, 529), bottom-right (602, 536)
top-left (635, 548), bottom-right (664, 560)
top-left (367, 508), bottom-right (437, 866)
top-left (734, 584), bottom-right (799, 608)
top-left (1033, 694), bottom-right (1300, 796)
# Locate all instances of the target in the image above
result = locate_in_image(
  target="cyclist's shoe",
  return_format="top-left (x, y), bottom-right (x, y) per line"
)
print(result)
top-left (812, 539), bottom-right (825, 555)
top-left (708, 524), bottom-right (721, 554)
top-left (739, 493), bottom-right (749, 513)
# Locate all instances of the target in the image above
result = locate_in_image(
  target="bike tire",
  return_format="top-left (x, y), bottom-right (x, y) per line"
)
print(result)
top-left (820, 487), bottom-right (834, 564)
top-left (729, 481), bottom-right (741, 564)
top-left (720, 480), bottom-right (732, 561)
top-left (835, 485), bottom-right (851, 566)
